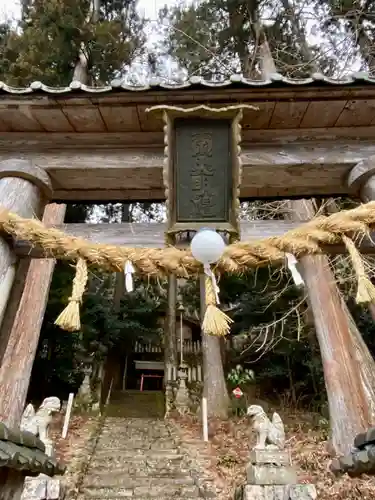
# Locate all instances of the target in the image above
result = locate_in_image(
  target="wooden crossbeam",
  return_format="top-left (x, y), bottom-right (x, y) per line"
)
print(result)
top-left (1, 142), bottom-right (375, 200)
top-left (12, 220), bottom-right (375, 258)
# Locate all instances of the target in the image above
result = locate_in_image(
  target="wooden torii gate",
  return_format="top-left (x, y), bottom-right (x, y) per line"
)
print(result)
top-left (0, 74), bottom-right (374, 467)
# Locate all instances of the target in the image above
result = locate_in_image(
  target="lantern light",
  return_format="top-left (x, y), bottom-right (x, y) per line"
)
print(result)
top-left (191, 228), bottom-right (226, 265)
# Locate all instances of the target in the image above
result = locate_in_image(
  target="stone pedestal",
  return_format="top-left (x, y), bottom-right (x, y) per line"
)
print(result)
top-left (243, 484), bottom-right (317, 500)
top-left (246, 450), bottom-right (296, 486)
top-left (21, 476), bottom-right (63, 500)
top-left (239, 449), bottom-right (317, 500)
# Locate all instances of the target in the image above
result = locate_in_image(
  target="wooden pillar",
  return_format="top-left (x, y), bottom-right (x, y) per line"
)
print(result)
top-left (0, 468), bottom-right (24, 500)
top-left (0, 161), bottom-right (52, 497)
top-left (349, 159), bottom-right (375, 318)
top-left (0, 161), bottom-right (52, 329)
top-left (348, 156), bottom-right (375, 204)
top-left (0, 204), bottom-right (66, 429)
top-left (287, 199), bottom-right (371, 455)
top-left (200, 275), bottom-right (230, 419)
top-left (165, 275), bottom-right (178, 378)
top-left (0, 160), bottom-right (52, 429)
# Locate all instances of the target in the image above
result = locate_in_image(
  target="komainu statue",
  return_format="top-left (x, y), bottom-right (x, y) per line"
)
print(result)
top-left (21, 397), bottom-right (61, 444)
top-left (247, 404), bottom-right (285, 449)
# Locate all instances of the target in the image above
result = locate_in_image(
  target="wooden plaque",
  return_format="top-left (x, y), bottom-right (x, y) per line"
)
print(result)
top-left (174, 118), bottom-right (231, 223)
top-left (163, 113), bottom-right (242, 237)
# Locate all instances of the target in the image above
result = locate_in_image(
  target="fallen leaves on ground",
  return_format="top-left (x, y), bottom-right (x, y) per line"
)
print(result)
top-left (50, 412), bottom-right (99, 495)
top-left (172, 409), bottom-right (375, 500)
top-left (50, 413), bottom-right (92, 464)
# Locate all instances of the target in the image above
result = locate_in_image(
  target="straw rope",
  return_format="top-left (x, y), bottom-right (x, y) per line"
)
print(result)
top-left (1, 202), bottom-right (375, 334)
top-left (1, 202), bottom-right (375, 276)
top-left (342, 235), bottom-right (375, 304)
top-left (202, 275), bottom-right (234, 336)
top-left (54, 258), bottom-right (88, 332)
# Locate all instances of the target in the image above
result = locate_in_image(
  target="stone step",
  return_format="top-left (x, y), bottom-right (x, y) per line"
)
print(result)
top-left (80, 483), bottom-right (200, 498)
top-left (95, 442), bottom-right (178, 452)
top-left (83, 473), bottom-right (195, 488)
top-left (104, 420), bottom-right (166, 427)
top-left (77, 491), bottom-right (199, 500)
top-left (92, 447), bottom-right (181, 459)
top-left (99, 431), bottom-right (169, 439)
top-left (98, 430), bottom-right (173, 439)
top-left (78, 415), bottom-right (204, 499)
top-left (79, 496), bottom-right (199, 500)
top-left (93, 447), bottom-right (180, 457)
top-left (89, 454), bottom-right (187, 472)
top-left (84, 466), bottom-right (192, 481)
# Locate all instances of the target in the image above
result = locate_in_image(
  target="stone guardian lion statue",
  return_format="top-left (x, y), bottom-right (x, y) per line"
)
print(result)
top-left (20, 396), bottom-right (61, 444)
top-left (247, 404), bottom-right (285, 449)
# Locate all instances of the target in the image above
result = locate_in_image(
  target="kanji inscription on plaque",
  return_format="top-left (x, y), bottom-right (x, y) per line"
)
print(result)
top-left (174, 118), bottom-right (232, 222)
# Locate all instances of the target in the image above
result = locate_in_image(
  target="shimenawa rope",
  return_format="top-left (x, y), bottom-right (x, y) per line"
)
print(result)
top-left (2, 202), bottom-right (375, 334)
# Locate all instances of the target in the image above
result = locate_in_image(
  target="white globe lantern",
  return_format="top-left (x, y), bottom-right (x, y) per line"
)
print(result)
top-left (191, 228), bottom-right (226, 265)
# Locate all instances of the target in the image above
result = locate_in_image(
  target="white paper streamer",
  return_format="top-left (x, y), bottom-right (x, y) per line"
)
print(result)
top-left (285, 253), bottom-right (304, 288)
top-left (124, 260), bottom-right (135, 292)
top-left (203, 263), bottom-right (220, 303)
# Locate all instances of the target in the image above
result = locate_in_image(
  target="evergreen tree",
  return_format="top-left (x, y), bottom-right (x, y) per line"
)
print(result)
top-left (0, 0), bottom-right (145, 85)
top-left (159, 0), bottom-right (338, 79)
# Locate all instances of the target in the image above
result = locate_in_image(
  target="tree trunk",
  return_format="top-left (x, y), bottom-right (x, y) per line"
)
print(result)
top-left (0, 204), bottom-right (66, 428)
top-left (113, 204), bottom-right (131, 311)
top-left (73, 49), bottom-right (89, 84)
top-left (93, 0), bottom-right (101, 23)
top-left (280, 0), bottom-right (320, 73)
top-left (200, 276), bottom-right (230, 419)
top-left (353, 23), bottom-right (375, 73)
top-left (287, 199), bottom-right (372, 455)
top-left (112, 204), bottom-right (131, 391)
top-left (259, 38), bottom-right (277, 78)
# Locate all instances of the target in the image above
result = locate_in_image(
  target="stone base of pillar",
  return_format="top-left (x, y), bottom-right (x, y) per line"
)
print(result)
top-left (241, 484), bottom-right (317, 500)
top-left (21, 476), bottom-right (63, 500)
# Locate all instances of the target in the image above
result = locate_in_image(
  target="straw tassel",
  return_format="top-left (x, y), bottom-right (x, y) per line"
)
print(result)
top-left (202, 270), bottom-right (233, 337)
top-left (55, 258), bottom-right (88, 332)
top-left (342, 235), bottom-right (375, 304)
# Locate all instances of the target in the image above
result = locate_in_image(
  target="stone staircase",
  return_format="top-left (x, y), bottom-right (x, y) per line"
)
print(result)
top-left (77, 391), bottom-right (204, 499)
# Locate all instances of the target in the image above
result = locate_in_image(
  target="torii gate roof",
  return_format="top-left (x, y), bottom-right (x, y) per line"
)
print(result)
top-left (0, 72), bottom-right (375, 201)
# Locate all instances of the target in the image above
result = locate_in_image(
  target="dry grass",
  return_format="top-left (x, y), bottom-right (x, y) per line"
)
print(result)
top-left (172, 410), bottom-right (375, 500)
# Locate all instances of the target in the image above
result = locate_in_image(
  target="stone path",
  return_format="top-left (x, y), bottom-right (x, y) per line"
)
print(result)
top-left (77, 392), bottom-right (205, 499)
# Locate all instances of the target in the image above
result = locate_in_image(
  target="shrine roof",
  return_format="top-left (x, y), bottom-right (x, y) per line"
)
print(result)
top-left (1, 72), bottom-right (375, 95)
top-left (0, 71), bottom-right (375, 142)
top-left (0, 422), bottom-right (65, 477)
